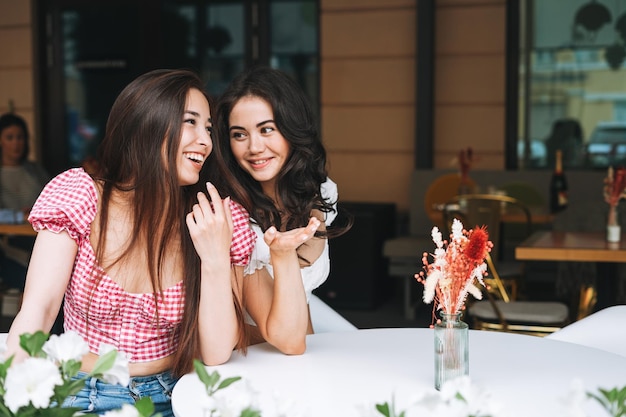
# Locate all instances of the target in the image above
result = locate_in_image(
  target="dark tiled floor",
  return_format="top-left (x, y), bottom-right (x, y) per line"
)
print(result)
top-left (333, 280), bottom-right (434, 330)
top-left (332, 264), bottom-right (567, 330)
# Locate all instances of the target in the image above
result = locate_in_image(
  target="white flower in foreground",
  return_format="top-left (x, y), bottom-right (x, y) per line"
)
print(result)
top-left (440, 376), bottom-right (503, 416)
top-left (4, 357), bottom-right (63, 412)
top-left (43, 330), bottom-right (89, 363)
top-left (101, 403), bottom-right (141, 417)
top-left (212, 379), bottom-right (260, 417)
top-left (99, 343), bottom-right (130, 386)
top-left (558, 378), bottom-right (587, 417)
top-left (269, 391), bottom-right (310, 417)
top-left (403, 377), bottom-right (505, 417)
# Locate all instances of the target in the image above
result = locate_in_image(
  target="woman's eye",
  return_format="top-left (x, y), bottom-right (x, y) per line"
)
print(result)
top-left (206, 126), bottom-right (213, 135)
top-left (184, 118), bottom-right (196, 125)
top-left (231, 131), bottom-right (246, 140)
top-left (261, 126), bottom-right (274, 134)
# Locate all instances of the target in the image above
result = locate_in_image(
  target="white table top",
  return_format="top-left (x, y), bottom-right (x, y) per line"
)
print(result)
top-left (172, 328), bottom-right (626, 417)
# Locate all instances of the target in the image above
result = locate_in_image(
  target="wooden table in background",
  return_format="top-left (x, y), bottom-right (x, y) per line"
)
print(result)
top-left (516, 230), bottom-right (626, 309)
top-left (0, 223), bottom-right (36, 237)
top-left (516, 231), bottom-right (626, 262)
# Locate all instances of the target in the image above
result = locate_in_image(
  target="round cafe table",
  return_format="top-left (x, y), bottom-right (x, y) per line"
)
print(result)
top-left (171, 328), bottom-right (626, 416)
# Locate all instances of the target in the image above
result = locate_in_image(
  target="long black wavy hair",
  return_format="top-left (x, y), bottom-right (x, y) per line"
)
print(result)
top-left (214, 66), bottom-right (350, 237)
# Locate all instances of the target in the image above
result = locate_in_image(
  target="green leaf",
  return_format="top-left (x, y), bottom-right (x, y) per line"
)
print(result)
top-left (217, 376), bottom-right (241, 391)
top-left (0, 400), bottom-right (13, 417)
top-left (53, 378), bottom-right (87, 402)
top-left (135, 397), bottom-right (156, 417)
top-left (240, 408), bottom-right (262, 417)
top-left (40, 406), bottom-right (83, 417)
top-left (194, 359), bottom-right (212, 388)
top-left (19, 331), bottom-right (49, 357)
top-left (61, 359), bottom-right (81, 380)
top-left (0, 356), bottom-right (13, 380)
top-left (90, 349), bottom-right (117, 376)
top-left (588, 385), bottom-right (626, 417)
top-left (375, 402), bottom-right (391, 417)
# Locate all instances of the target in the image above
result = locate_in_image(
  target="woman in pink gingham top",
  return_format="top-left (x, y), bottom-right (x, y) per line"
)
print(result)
top-left (4, 69), bottom-right (257, 416)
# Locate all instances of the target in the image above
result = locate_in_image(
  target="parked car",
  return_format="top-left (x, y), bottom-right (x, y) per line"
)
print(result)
top-left (583, 121), bottom-right (626, 168)
top-left (517, 139), bottom-right (547, 168)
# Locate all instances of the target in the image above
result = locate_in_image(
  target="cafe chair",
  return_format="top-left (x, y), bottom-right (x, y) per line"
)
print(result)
top-left (499, 182), bottom-right (546, 208)
top-left (442, 193), bottom-right (533, 299)
top-left (467, 253), bottom-right (572, 337)
top-left (546, 305), bottom-right (626, 357)
top-left (309, 294), bottom-right (358, 333)
top-left (424, 173), bottom-right (476, 230)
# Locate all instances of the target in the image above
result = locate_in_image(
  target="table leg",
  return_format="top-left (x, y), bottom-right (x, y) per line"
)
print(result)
top-left (403, 276), bottom-right (415, 321)
top-left (595, 262), bottom-right (620, 310)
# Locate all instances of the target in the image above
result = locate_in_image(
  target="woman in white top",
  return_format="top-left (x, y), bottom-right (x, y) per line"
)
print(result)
top-left (214, 66), bottom-right (352, 354)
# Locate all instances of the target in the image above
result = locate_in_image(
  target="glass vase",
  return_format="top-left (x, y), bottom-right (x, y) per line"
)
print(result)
top-left (607, 205), bottom-right (621, 243)
top-left (434, 312), bottom-right (469, 390)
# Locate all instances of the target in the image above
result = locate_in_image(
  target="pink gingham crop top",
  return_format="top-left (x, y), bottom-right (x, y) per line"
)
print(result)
top-left (28, 168), bottom-right (256, 362)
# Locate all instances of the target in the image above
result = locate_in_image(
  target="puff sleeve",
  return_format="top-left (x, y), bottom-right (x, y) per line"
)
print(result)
top-left (229, 199), bottom-right (256, 266)
top-left (28, 168), bottom-right (98, 244)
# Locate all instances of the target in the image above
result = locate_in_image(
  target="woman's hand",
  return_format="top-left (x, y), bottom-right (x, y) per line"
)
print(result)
top-left (186, 182), bottom-right (234, 263)
top-left (264, 216), bottom-right (320, 257)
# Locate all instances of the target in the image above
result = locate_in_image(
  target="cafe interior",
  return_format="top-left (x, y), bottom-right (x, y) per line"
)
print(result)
top-left (1, 0), bottom-right (626, 415)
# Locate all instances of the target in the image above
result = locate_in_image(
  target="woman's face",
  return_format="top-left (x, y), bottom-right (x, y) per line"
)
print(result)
top-left (228, 96), bottom-right (290, 195)
top-left (176, 88), bottom-right (213, 186)
top-left (0, 124), bottom-right (26, 166)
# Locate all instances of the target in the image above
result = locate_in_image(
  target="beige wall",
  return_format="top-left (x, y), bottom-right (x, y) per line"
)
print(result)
top-left (321, 0), bottom-right (507, 212)
top-left (0, 0), bottom-right (508, 213)
top-left (0, 0), bottom-right (38, 160)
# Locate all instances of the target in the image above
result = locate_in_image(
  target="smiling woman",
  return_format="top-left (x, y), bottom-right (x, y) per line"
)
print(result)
top-left (3, 69), bottom-right (256, 416)
top-left (211, 66), bottom-right (352, 355)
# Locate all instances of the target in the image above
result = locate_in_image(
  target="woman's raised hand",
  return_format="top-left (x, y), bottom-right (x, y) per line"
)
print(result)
top-left (186, 182), bottom-right (234, 262)
top-left (263, 216), bottom-right (320, 255)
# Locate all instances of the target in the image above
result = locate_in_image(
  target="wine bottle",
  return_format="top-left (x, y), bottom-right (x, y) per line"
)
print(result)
top-left (550, 149), bottom-right (568, 213)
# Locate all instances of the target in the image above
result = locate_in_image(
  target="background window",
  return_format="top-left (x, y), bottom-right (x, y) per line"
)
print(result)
top-left (518, 0), bottom-right (626, 171)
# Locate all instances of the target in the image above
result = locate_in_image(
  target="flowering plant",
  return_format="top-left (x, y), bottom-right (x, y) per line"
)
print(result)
top-left (604, 166), bottom-right (626, 226)
top-left (374, 377), bottom-right (626, 417)
top-left (0, 331), bottom-right (155, 417)
top-left (193, 359), bottom-right (261, 417)
top-left (415, 219), bottom-right (492, 316)
top-left (455, 147), bottom-right (474, 182)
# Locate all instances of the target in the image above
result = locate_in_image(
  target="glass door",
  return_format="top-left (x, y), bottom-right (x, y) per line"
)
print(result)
top-left (36, 0), bottom-right (318, 175)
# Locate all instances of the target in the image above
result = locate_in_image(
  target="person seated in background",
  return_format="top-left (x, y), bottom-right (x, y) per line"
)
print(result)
top-left (545, 118), bottom-right (584, 169)
top-left (0, 113), bottom-right (50, 290)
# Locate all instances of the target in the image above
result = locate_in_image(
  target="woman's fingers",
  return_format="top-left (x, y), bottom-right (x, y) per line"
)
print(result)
top-left (204, 182), bottom-right (224, 218)
top-left (187, 183), bottom-right (234, 233)
top-left (264, 217), bottom-right (321, 250)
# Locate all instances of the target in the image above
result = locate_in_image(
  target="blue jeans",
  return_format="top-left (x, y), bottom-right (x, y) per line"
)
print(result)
top-left (63, 371), bottom-right (178, 416)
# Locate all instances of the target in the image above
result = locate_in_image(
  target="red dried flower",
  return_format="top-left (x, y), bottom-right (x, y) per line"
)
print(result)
top-left (465, 226), bottom-right (489, 262)
top-left (416, 219), bottom-right (493, 316)
top-left (604, 166), bottom-right (626, 208)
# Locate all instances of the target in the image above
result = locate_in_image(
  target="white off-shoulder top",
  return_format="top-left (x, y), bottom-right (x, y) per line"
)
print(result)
top-left (244, 178), bottom-right (338, 303)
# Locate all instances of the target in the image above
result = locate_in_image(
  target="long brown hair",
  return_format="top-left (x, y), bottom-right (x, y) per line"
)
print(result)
top-left (93, 69), bottom-right (247, 376)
